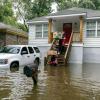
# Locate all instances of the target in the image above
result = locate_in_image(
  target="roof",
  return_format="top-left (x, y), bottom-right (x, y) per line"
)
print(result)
top-left (27, 16), bottom-right (48, 24)
top-left (48, 8), bottom-right (85, 16)
top-left (0, 23), bottom-right (28, 38)
top-left (7, 45), bottom-right (38, 47)
top-left (27, 7), bottom-right (100, 23)
top-left (69, 7), bottom-right (100, 18)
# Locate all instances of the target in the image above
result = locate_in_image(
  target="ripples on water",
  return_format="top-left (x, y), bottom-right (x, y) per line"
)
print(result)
top-left (0, 64), bottom-right (100, 100)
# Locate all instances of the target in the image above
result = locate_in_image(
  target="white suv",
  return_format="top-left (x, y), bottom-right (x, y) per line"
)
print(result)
top-left (0, 45), bottom-right (41, 69)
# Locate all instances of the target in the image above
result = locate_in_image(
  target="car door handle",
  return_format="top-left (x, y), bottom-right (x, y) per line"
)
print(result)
top-left (27, 56), bottom-right (30, 57)
top-left (34, 55), bottom-right (36, 56)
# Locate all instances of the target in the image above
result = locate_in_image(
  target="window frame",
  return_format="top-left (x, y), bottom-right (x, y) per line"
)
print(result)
top-left (28, 47), bottom-right (34, 54)
top-left (33, 47), bottom-right (40, 53)
top-left (35, 24), bottom-right (48, 39)
top-left (86, 20), bottom-right (100, 38)
top-left (21, 47), bottom-right (28, 54)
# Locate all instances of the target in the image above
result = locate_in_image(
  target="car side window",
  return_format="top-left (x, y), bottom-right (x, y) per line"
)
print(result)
top-left (28, 47), bottom-right (34, 54)
top-left (33, 47), bottom-right (40, 53)
top-left (21, 47), bottom-right (28, 54)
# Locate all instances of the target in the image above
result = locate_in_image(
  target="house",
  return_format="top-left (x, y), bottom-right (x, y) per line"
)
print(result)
top-left (27, 7), bottom-right (100, 64)
top-left (0, 23), bottom-right (28, 46)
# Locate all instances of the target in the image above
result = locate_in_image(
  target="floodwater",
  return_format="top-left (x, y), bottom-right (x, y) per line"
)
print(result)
top-left (0, 64), bottom-right (100, 100)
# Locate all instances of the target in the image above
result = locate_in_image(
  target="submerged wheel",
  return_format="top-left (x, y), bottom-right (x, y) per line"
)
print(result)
top-left (10, 62), bottom-right (19, 70)
top-left (34, 59), bottom-right (39, 66)
top-left (44, 57), bottom-right (47, 66)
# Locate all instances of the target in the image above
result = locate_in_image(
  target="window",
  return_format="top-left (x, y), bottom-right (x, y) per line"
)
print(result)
top-left (28, 47), bottom-right (34, 54)
top-left (43, 24), bottom-right (48, 38)
top-left (36, 25), bottom-right (42, 38)
top-left (0, 46), bottom-right (20, 54)
top-left (97, 21), bottom-right (100, 36)
top-left (86, 20), bottom-right (100, 37)
top-left (33, 47), bottom-right (40, 53)
top-left (35, 24), bottom-right (48, 39)
top-left (21, 47), bottom-right (28, 54)
top-left (86, 21), bottom-right (96, 37)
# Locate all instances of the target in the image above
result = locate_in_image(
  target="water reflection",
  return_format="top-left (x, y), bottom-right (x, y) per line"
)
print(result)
top-left (0, 64), bottom-right (100, 100)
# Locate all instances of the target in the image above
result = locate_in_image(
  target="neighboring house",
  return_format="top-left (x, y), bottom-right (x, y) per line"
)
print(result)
top-left (27, 7), bottom-right (100, 63)
top-left (0, 23), bottom-right (28, 46)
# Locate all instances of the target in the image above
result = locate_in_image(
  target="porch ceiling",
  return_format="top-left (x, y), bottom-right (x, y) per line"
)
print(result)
top-left (52, 16), bottom-right (81, 22)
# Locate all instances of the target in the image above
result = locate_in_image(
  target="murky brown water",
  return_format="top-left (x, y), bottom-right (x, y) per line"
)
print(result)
top-left (0, 64), bottom-right (100, 100)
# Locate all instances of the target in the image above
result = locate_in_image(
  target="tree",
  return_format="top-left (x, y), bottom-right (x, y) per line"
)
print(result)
top-left (0, 0), bottom-right (17, 26)
top-left (91, 0), bottom-right (100, 9)
top-left (30, 0), bottom-right (52, 18)
top-left (54, 0), bottom-right (100, 10)
top-left (12, 0), bottom-right (33, 31)
top-left (78, 0), bottom-right (96, 9)
top-left (54, 0), bottom-right (78, 10)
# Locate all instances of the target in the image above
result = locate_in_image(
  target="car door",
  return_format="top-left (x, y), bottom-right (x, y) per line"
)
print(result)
top-left (27, 46), bottom-right (35, 64)
top-left (20, 46), bottom-right (29, 66)
top-left (33, 47), bottom-right (40, 58)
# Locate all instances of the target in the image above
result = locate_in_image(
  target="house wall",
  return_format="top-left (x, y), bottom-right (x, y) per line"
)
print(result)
top-left (83, 47), bottom-right (100, 63)
top-left (0, 32), bottom-right (6, 46)
top-left (28, 24), bottom-right (35, 44)
top-left (68, 43), bottom-right (83, 64)
top-left (28, 19), bottom-right (100, 64)
top-left (6, 34), bottom-right (17, 45)
top-left (83, 20), bottom-right (100, 63)
top-left (38, 43), bottom-right (83, 64)
top-left (37, 43), bottom-right (100, 64)
top-left (6, 34), bottom-right (28, 45)
top-left (28, 23), bottom-right (48, 45)
top-left (18, 36), bottom-right (28, 45)
top-left (83, 20), bottom-right (100, 46)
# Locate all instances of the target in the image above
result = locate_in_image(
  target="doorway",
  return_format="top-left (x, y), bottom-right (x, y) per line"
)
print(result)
top-left (63, 23), bottom-right (72, 34)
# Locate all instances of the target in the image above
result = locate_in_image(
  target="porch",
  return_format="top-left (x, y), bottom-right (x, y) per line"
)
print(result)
top-left (47, 15), bottom-right (84, 43)
top-left (44, 15), bottom-right (84, 65)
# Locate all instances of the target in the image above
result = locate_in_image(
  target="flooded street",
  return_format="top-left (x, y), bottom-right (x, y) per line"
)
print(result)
top-left (0, 64), bottom-right (100, 100)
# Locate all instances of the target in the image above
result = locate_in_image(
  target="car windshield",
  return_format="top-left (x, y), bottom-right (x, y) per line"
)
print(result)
top-left (0, 46), bottom-right (20, 54)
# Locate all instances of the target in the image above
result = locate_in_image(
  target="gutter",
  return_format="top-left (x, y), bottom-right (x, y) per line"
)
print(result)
top-left (46, 13), bottom-right (86, 19)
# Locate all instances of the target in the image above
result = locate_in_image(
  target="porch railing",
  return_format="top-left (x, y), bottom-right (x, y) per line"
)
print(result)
top-left (64, 31), bottom-right (73, 63)
top-left (72, 32), bottom-right (80, 42)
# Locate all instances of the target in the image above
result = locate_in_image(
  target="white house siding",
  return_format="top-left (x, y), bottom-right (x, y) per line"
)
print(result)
top-left (83, 38), bottom-right (100, 47)
top-left (28, 18), bottom-right (100, 64)
top-left (68, 43), bottom-right (83, 64)
top-left (83, 21), bottom-right (100, 63)
top-left (38, 46), bottom-right (50, 65)
top-left (83, 47), bottom-right (100, 63)
top-left (28, 23), bottom-right (49, 45)
top-left (38, 43), bottom-right (83, 64)
top-left (28, 24), bottom-right (35, 44)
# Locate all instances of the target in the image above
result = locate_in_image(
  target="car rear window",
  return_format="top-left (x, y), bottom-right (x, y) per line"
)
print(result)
top-left (33, 47), bottom-right (40, 53)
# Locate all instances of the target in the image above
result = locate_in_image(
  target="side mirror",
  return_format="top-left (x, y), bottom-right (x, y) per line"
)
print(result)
top-left (21, 51), bottom-right (27, 55)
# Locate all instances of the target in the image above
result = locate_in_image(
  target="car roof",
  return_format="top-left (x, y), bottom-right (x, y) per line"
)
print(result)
top-left (7, 45), bottom-right (38, 48)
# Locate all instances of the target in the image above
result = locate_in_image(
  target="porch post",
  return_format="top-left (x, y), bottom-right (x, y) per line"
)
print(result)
top-left (48, 18), bottom-right (52, 43)
top-left (79, 16), bottom-right (83, 42)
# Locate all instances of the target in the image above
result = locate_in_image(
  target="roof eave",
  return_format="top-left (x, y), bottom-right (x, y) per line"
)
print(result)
top-left (27, 21), bottom-right (48, 24)
top-left (46, 13), bottom-right (86, 19)
top-left (87, 17), bottom-right (100, 20)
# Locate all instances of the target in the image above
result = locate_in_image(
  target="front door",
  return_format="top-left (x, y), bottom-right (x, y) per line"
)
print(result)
top-left (63, 23), bottom-right (72, 34)
top-left (63, 23), bottom-right (72, 44)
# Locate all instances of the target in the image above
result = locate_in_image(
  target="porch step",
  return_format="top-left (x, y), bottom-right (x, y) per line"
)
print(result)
top-left (57, 54), bottom-right (65, 66)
